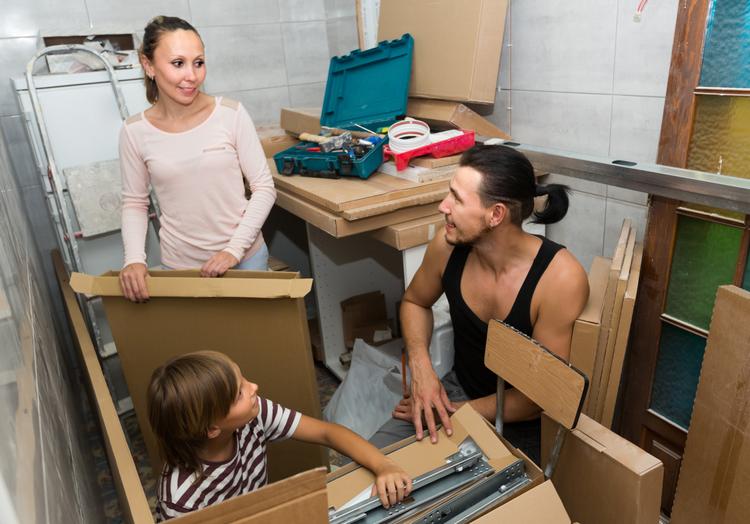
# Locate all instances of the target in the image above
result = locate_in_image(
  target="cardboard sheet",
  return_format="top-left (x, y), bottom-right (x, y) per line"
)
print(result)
top-left (407, 98), bottom-right (511, 139)
top-left (671, 286), bottom-right (750, 523)
top-left (542, 413), bottom-right (663, 524)
top-left (70, 269), bottom-right (328, 483)
top-left (378, 0), bottom-right (509, 104)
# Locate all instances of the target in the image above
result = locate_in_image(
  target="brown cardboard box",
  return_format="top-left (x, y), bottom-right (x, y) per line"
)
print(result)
top-left (261, 133), bottom-right (299, 158)
top-left (407, 98), bottom-right (511, 139)
top-left (280, 107), bottom-right (321, 137)
top-left (70, 269), bottom-right (328, 483)
top-left (472, 481), bottom-right (571, 523)
top-left (570, 256), bottom-right (610, 410)
top-left (378, 0), bottom-right (509, 104)
top-left (340, 291), bottom-right (389, 348)
top-left (541, 413), bottom-right (663, 524)
top-left (671, 286), bottom-right (750, 523)
top-left (327, 404), bottom-right (545, 515)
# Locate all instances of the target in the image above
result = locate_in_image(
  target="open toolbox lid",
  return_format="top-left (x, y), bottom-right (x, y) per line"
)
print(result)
top-left (320, 33), bottom-right (413, 131)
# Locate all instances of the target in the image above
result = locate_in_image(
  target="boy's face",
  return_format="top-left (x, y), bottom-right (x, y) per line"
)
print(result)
top-left (214, 363), bottom-right (260, 433)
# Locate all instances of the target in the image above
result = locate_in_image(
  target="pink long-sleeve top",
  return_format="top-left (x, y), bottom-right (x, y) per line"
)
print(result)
top-left (119, 97), bottom-right (276, 270)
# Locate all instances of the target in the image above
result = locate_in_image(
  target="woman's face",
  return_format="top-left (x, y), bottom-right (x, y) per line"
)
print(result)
top-left (143, 29), bottom-right (206, 106)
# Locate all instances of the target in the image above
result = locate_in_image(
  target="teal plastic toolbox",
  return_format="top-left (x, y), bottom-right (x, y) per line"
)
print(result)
top-left (274, 33), bottom-right (413, 179)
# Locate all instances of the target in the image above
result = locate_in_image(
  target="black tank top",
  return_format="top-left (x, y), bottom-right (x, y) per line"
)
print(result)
top-left (442, 236), bottom-right (564, 398)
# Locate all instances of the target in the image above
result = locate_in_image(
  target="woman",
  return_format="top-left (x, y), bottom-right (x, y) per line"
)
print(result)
top-left (119, 16), bottom-right (275, 302)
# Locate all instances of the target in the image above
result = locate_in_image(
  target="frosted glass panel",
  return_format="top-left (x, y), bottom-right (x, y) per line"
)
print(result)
top-left (700, 0), bottom-right (750, 88)
top-left (650, 322), bottom-right (707, 430)
top-left (664, 215), bottom-right (742, 330)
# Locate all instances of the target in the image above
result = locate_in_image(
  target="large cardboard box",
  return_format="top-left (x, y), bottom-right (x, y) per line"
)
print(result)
top-left (407, 98), bottom-right (511, 139)
top-left (280, 107), bottom-right (321, 137)
top-left (671, 286), bottom-right (750, 523)
top-left (327, 404), bottom-right (547, 517)
top-left (70, 269), bottom-right (328, 482)
top-left (541, 413), bottom-right (663, 524)
top-left (570, 256), bottom-right (610, 410)
top-left (378, 0), bottom-right (509, 104)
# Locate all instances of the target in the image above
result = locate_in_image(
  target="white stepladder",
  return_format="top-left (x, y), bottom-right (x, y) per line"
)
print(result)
top-left (23, 45), bottom-right (161, 370)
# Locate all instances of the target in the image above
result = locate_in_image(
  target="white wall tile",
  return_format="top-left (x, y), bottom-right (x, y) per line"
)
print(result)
top-left (510, 0), bottom-right (617, 93)
top-left (603, 198), bottom-right (648, 256)
top-left (289, 82), bottom-right (326, 107)
top-left (86, 0), bottom-right (191, 34)
top-left (545, 190), bottom-right (606, 272)
top-left (607, 185), bottom-right (649, 206)
top-left (326, 16), bottom-right (358, 58)
top-left (613, 0), bottom-right (679, 97)
top-left (200, 24), bottom-right (287, 92)
top-left (282, 21), bottom-right (330, 84)
top-left (190, 0), bottom-right (280, 27)
top-left (485, 89), bottom-right (511, 136)
top-left (221, 86), bottom-right (290, 125)
top-left (510, 90), bottom-right (612, 156)
top-left (609, 95), bottom-right (664, 163)
top-left (0, 37), bottom-right (40, 117)
top-left (0, 0), bottom-right (90, 38)
top-left (280, 0), bottom-right (326, 22)
top-left (325, 0), bottom-right (356, 19)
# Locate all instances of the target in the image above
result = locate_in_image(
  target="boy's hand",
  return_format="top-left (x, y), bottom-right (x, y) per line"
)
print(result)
top-left (370, 459), bottom-right (412, 509)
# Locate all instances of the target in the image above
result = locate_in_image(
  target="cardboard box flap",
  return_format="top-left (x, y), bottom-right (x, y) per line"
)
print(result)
top-left (486, 320), bottom-right (587, 429)
top-left (472, 480), bottom-right (571, 523)
top-left (326, 404), bottom-right (515, 510)
top-left (176, 468), bottom-right (328, 523)
top-left (69, 271), bottom-right (313, 298)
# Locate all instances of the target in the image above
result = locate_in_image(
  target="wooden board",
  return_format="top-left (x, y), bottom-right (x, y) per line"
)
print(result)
top-left (53, 250), bottom-right (154, 524)
top-left (485, 320), bottom-right (587, 429)
top-left (275, 189), bottom-right (441, 238)
top-left (601, 243), bottom-right (643, 428)
top-left (370, 214), bottom-right (444, 250)
top-left (587, 219), bottom-right (632, 418)
top-left (270, 161), bottom-right (449, 214)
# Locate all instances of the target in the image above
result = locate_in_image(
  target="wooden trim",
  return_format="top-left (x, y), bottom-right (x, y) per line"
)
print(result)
top-left (642, 410), bottom-right (687, 450)
top-left (676, 206), bottom-right (747, 228)
top-left (694, 86), bottom-right (750, 97)
top-left (656, 0), bottom-right (711, 168)
top-left (660, 314), bottom-right (708, 339)
top-left (735, 227), bottom-right (750, 286)
top-left (618, 197), bottom-right (679, 442)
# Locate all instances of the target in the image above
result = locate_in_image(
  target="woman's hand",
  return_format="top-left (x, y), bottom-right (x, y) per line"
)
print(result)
top-left (370, 458), bottom-right (412, 509)
top-left (201, 251), bottom-right (239, 277)
top-left (119, 263), bottom-right (149, 302)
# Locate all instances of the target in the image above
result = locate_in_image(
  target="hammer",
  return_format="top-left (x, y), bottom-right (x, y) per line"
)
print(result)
top-left (299, 131), bottom-right (353, 153)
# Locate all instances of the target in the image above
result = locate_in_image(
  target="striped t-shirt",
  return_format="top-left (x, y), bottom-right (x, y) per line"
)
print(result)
top-left (156, 397), bottom-right (301, 521)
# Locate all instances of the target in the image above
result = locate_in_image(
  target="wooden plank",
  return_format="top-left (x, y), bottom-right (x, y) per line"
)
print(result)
top-left (370, 214), bottom-right (444, 250)
top-left (601, 243), bottom-right (643, 428)
top-left (588, 219), bottom-right (632, 418)
top-left (270, 161), bottom-right (449, 213)
top-left (275, 189), bottom-right (440, 238)
top-left (340, 188), bottom-right (446, 220)
top-left (53, 251), bottom-right (154, 524)
top-left (594, 228), bottom-right (636, 421)
top-left (485, 320), bottom-right (587, 429)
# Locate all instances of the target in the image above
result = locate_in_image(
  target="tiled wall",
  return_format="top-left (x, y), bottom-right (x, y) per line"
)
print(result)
top-left (487, 0), bottom-right (680, 270)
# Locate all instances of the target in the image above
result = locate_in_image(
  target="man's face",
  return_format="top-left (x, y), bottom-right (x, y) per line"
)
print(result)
top-left (438, 166), bottom-right (492, 246)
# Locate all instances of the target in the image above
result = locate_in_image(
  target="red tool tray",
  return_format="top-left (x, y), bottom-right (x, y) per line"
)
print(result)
top-left (383, 130), bottom-right (475, 170)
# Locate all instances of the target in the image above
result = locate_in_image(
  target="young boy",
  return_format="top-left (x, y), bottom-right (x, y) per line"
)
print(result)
top-left (147, 351), bottom-right (412, 521)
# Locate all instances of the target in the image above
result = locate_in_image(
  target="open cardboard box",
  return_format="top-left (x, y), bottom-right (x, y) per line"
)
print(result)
top-left (327, 403), bottom-right (571, 522)
top-left (69, 268), bottom-right (328, 481)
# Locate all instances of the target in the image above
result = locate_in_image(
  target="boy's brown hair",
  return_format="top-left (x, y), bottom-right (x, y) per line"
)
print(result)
top-left (147, 351), bottom-right (238, 479)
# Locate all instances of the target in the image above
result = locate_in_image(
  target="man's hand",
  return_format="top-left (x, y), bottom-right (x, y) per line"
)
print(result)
top-left (410, 366), bottom-right (456, 443)
top-left (200, 251), bottom-right (239, 277)
top-left (119, 263), bottom-right (149, 302)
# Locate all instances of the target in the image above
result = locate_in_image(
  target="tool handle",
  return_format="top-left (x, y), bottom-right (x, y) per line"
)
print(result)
top-left (299, 132), bottom-right (328, 144)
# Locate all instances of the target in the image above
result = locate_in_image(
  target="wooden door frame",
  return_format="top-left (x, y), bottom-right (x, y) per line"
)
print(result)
top-left (617, 0), bottom-right (710, 449)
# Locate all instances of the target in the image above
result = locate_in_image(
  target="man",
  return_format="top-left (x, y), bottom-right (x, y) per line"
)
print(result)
top-left (371, 145), bottom-right (589, 464)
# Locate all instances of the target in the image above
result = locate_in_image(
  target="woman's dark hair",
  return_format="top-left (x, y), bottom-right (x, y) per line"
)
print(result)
top-left (459, 144), bottom-right (569, 225)
top-left (140, 16), bottom-right (201, 104)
